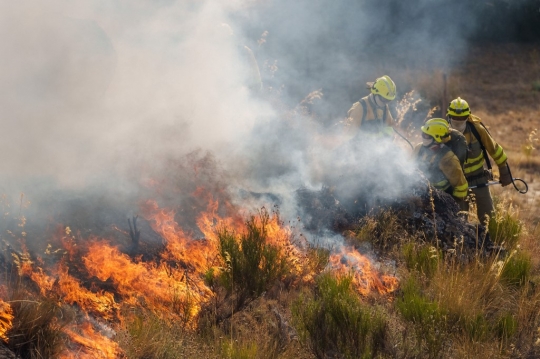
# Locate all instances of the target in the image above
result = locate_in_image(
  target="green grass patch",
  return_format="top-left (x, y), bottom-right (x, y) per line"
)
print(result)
top-left (500, 251), bottom-right (532, 287)
top-left (292, 272), bottom-right (388, 359)
top-left (402, 243), bottom-right (441, 278)
top-left (396, 276), bottom-right (446, 356)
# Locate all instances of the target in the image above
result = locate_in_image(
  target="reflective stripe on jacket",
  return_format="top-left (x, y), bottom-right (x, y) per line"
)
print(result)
top-left (346, 94), bottom-right (394, 137)
top-left (463, 115), bottom-right (507, 185)
top-left (414, 143), bottom-right (469, 199)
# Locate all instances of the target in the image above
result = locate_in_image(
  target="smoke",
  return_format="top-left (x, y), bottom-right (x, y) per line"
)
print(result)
top-left (0, 1), bottom-right (271, 189)
top-left (0, 0), bottom-right (531, 230)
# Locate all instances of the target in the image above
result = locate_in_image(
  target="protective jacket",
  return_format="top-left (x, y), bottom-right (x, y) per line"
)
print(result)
top-left (462, 115), bottom-right (507, 186)
top-left (442, 128), bottom-right (467, 169)
top-left (346, 94), bottom-right (394, 137)
top-left (414, 143), bottom-right (469, 199)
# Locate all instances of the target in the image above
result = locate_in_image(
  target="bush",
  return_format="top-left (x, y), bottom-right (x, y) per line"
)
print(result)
top-left (215, 209), bottom-right (290, 309)
top-left (306, 245), bottom-right (330, 274)
top-left (7, 294), bottom-right (68, 359)
top-left (292, 272), bottom-right (388, 359)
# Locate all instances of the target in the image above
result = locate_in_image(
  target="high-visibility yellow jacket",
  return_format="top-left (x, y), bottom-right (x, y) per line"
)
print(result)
top-left (346, 94), bottom-right (394, 137)
top-left (462, 115), bottom-right (507, 186)
top-left (414, 143), bottom-right (469, 199)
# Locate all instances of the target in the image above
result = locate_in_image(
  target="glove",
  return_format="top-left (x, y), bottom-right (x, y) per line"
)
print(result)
top-left (499, 164), bottom-right (512, 187)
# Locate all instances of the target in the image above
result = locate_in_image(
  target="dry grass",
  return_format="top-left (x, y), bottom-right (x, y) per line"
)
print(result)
top-left (5, 281), bottom-right (70, 359)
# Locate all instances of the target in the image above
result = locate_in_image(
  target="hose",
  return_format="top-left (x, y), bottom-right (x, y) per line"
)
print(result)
top-left (468, 163), bottom-right (528, 194)
top-left (393, 127), bottom-right (413, 150)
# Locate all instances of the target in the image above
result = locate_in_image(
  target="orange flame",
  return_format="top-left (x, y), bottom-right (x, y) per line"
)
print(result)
top-left (329, 246), bottom-right (399, 296)
top-left (62, 322), bottom-right (122, 359)
top-left (0, 299), bottom-right (13, 342)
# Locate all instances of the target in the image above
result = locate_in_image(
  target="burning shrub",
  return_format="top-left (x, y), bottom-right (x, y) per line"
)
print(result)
top-left (292, 272), bottom-right (388, 359)
top-left (6, 287), bottom-right (69, 359)
top-left (214, 209), bottom-right (290, 309)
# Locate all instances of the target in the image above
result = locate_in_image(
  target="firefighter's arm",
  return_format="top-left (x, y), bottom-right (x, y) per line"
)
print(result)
top-left (439, 152), bottom-right (469, 199)
top-left (346, 101), bottom-right (364, 129)
top-left (475, 124), bottom-right (507, 166)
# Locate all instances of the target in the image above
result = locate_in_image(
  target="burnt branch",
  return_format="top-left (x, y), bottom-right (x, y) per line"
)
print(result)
top-left (128, 216), bottom-right (140, 247)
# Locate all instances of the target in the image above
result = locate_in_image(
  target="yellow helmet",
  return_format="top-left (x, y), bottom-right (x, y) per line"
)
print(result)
top-left (370, 75), bottom-right (396, 100)
top-left (447, 97), bottom-right (470, 117)
top-left (421, 118), bottom-right (450, 143)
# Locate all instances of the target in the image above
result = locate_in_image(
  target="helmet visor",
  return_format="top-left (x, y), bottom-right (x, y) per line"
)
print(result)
top-left (449, 107), bottom-right (469, 115)
top-left (448, 115), bottom-right (468, 121)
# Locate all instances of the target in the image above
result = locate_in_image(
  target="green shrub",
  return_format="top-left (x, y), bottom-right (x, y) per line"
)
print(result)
top-left (500, 251), bottom-right (532, 287)
top-left (402, 243), bottom-right (440, 278)
top-left (292, 272), bottom-right (388, 359)
top-left (532, 81), bottom-right (540, 92)
top-left (216, 210), bottom-right (289, 308)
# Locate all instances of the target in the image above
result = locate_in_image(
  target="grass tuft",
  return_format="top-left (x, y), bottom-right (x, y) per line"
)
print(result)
top-left (292, 272), bottom-right (388, 359)
top-left (6, 292), bottom-right (68, 359)
top-left (402, 242), bottom-right (440, 278)
top-left (117, 310), bottom-right (185, 359)
top-left (500, 251), bottom-right (532, 287)
top-left (488, 198), bottom-right (523, 248)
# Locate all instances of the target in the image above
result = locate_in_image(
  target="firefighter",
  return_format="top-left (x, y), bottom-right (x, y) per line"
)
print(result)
top-left (414, 118), bottom-right (469, 211)
top-left (345, 75), bottom-right (396, 138)
top-left (447, 97), bottom-right (511, 224)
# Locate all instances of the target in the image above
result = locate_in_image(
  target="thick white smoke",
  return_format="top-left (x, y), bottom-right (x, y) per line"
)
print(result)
top-left (0, 1), bottom-right (273, 191)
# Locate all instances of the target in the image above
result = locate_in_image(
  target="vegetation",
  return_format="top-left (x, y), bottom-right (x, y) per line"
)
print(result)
top-left (5, 283), bottom-right (69, 359)
top-left (293, 273), bottom-right (388, 359)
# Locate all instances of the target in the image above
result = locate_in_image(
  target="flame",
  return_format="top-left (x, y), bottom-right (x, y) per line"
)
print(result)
top-left (0, 299), bottom-right (13, 342)
top-left (62, 322), bottom-right (122, 359)
top-left (329, 246), bottom-right (399, 296)
top-left (2, 186), bottom-right (399, 355)
top-left (82, 240), bottom-right (209, 321)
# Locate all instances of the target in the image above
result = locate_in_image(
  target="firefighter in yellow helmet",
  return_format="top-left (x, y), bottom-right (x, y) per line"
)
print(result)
top-left (447, 97), bottom-right (511, 223)
top-left (413, 118), bottom-right (469, 211)
top-left (345, 75), bottom-right (396, 138)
